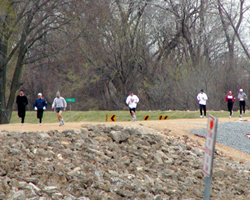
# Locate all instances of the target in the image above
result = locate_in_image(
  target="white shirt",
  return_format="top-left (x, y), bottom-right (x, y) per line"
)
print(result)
top-left (197, 92), bottom-right (208, 105)
top-left (126, 95), bottom-right (139, 109)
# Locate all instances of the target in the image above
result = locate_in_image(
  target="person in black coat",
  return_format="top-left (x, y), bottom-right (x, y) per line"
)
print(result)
top-left (16, 89), bottom-right (28, 125)
top-left (33, 93), bottom-right (47, 125)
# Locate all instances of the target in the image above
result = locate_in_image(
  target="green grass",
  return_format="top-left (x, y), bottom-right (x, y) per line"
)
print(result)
top-left (9, 110), bottom-right (244, 124)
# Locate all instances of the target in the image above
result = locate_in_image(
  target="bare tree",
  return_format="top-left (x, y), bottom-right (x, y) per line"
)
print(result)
top-left (0, 0), bottom-right (72, 123)
top-left (51, 0), bottom-right (153, 110)
top-left (11, 0), bottom-right (250, 113)
top-left (218, 0), bottom-right (250, 59)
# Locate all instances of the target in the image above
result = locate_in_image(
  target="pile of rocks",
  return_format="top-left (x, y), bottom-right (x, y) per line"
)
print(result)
top-left (0, 124), bottom-right (249, 199)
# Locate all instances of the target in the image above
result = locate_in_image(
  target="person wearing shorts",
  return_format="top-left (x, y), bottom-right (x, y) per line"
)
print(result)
top-left (52, 91), bottom-right (67, 126)
top-left (126, 91), bottom-right (139, 121)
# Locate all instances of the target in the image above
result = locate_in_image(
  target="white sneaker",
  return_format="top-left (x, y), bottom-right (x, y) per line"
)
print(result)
top-left (239, 115), bottom-right (242, 118)
top-left (134, 115), bottom-right (136, 121)
top-left (229, 116), bottom-right (231, 119)
top-left (243, 113), bottom-right (245, 117)
top-left (59, 122), bottom-right (63, 126)
top-left (204, 116), bottom-right (206, 118)
top-left (61, 119), bottom-right (64, 125)
top-left (39, 123), bottom-right (41, 126)
top-left (200, 115), bottom-right (203, 118)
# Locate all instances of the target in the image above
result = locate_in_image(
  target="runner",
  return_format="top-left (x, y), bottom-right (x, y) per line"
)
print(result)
top-left (237, 89), bottom-right (247, 117)
top-left (16, 89), bottom-right (28, 125)
top-left (126, 91), bottom-right (139, 121)
top-left (197, 89), bottom-right (208, 118)
top-left (225, 91), bottom-right (235, 118)
top-left (33, 93), bottom-right (47, 125)
top-left (52, 91), bottom-right (67, 126)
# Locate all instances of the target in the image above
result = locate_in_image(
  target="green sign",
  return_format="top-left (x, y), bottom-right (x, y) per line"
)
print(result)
top-left (65, 98), bottom-right (76, 102)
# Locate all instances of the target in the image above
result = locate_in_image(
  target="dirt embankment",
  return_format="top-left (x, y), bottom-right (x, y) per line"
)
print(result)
top-left (1, 117), bottom-right (250, 165)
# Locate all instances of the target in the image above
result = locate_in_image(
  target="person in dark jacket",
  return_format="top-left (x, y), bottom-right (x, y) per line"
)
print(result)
top-left (33, 93), bottom-right (47, 125)
top-left (16, 89), bottom-right (28, 125)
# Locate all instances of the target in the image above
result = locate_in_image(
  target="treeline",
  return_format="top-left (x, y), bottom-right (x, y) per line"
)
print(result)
top-left (1, 0), bottom-right (250, 123)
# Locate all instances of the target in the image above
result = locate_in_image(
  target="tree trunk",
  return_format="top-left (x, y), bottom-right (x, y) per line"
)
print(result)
top-left (0, 37), bottom-right (10, 124)
top-left (0, 33), bottom-right (27, 124)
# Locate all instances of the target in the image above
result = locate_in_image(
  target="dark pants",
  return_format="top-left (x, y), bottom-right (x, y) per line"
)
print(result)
top-left (239, 101), bottom-right (245, 115)
top-left (18, 106), bottom-right (26, 123)
top-left (227, 102), bottom-right (233, 116)
top-left (199, 104), bottom-right (206, 116)
top-left (37, 109), bottom-right (44, 123)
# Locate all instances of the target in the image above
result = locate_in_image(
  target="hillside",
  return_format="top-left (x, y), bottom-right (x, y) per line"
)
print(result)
top-left (0, 119), bottom-right (249, 199)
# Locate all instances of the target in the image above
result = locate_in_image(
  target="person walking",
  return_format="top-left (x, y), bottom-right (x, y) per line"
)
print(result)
top-left (33, 93), bottom-right (47, 125)
top-left (237, 89), bottom-right (247, 117)
top-left (16, 89), bottom-right (28, 125)
top-left (52, 91), bottom-right (67, 126)
top-left (126, 91), bottom-right (139, 121)
top-left (197, 89), bottom-right (208, 118)
top-left (225, 91), bottom-right (235, 119)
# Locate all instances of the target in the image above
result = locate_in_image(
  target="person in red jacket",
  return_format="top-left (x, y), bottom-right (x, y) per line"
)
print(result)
top-left (225, 91), bottom-right (235, 118)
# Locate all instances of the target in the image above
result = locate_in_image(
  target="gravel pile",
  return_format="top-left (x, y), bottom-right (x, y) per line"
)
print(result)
top-left (189, 121), bottom-right (250, 155)
top-left (0, 124), bottom-right (250, 199)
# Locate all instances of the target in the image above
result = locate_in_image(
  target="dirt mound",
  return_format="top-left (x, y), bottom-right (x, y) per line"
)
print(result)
top-left (1, 117), bottom-right (249, 164)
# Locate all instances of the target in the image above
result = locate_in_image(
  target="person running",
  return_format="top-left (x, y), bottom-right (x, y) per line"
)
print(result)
top-left (126, 91), bottom-right (139, 121)
top-left (237, 89), bottom-right (247, 117)
top-left (225, 91), bottom-right (235, 119)
top-left (16, 89), bottom-right (28, 125)
top-left (33, 93), bottom-right (47, 125)
top-left (52, 91), bottom-right (67, 126)
top-left (197, 89), bottom-right (208, 118)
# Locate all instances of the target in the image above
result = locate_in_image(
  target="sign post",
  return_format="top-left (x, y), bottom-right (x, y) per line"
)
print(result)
top-left (65, 98), bottom-right (76, 121)
top-left (203, 115), bottom-right (218, 200)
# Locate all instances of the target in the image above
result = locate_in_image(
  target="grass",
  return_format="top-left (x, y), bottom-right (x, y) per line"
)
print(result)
top-left (9, 110), bottom-right (245, 124)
